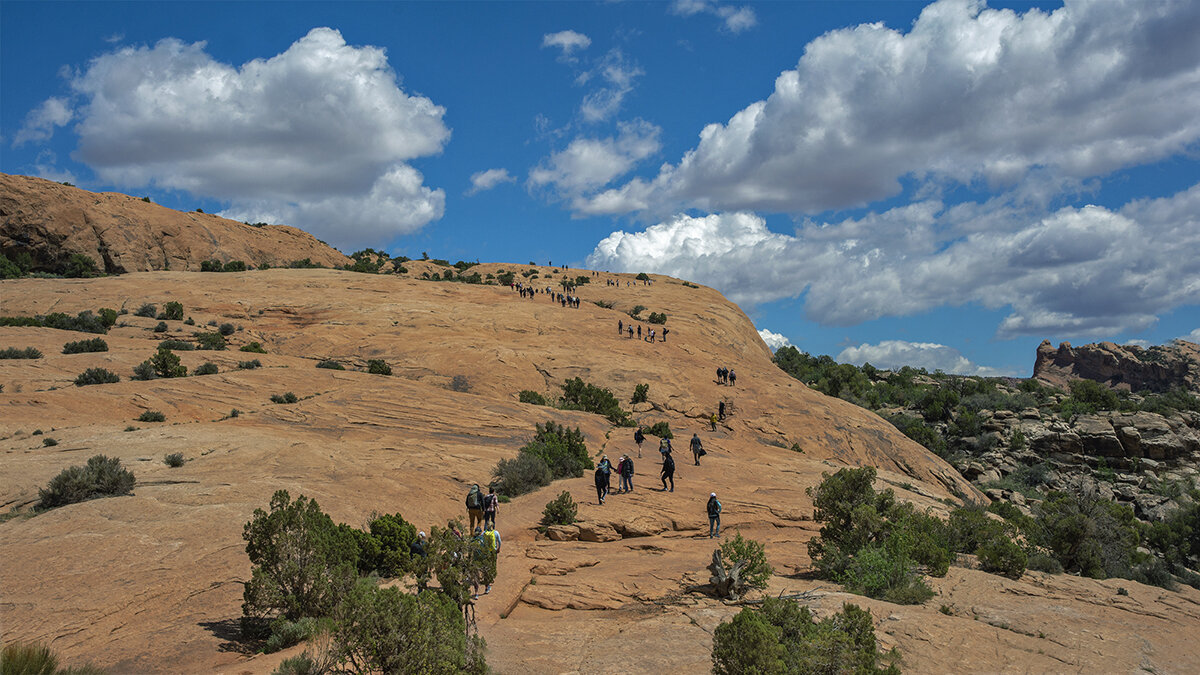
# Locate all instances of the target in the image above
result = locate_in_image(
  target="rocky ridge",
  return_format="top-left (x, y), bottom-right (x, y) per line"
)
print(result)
top-left (1035, 338), bottom-right (1200, 394)
top-left (0, 173), bottom-right (350, 273)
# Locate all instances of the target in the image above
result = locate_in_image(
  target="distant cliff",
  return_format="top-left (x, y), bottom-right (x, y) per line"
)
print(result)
top-left (0, 173), bottom-right (349, 273)
top-left (1034, 339), bottom-right (1200, 394)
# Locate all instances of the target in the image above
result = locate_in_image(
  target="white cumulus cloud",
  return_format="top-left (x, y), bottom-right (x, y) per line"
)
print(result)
top-left (529, 120), bottom-right (660, 205)
top-left (467, 168), bottom-right (515, 195)
top-left (757, 328), bottom-right (792, 352)
top-left (594, 0), bottom-right (1200, 217)
top-left (13, 97), bottom-right (73, 146)
top-left (586, 181), bottom-right (1200, 340)
top-left (49, 27), bottom-right (449, 248)
top-left (837, 340), bottom-right (1011, 376)
top-left (1183, 329), bottom-right (1200, 344)
top-left (543, 30), bottom-right (591, 59)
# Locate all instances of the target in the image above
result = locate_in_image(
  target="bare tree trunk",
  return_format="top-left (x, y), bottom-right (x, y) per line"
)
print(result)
top-left (709, 549), bottom-right (747, 600)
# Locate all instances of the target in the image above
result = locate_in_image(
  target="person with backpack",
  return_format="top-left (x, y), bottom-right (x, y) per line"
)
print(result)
top-left (634, 427), bottom-right (645, 458)
top-left (465, 484), bottom-right (484, 531)
top-left (660, 452), bottom-right (675, 492)
top-left (690, 433), bottom-right (705, 466)
top-left (471, 526), bottom-right (497, 598)
top-left (594, 463), bottom-right (609, 505)
top-left (707, 493), bottom-right (722, 538)
top-left (710, 413), bottom-right (718, 432)
top-left (719, 400), bottom-right (726, 421)
top-left (620, 454), bottom-right (634, 492)
top-left (483, 486), bottom-right (499, 528)
top-left (729, 369), bottom-right (737, 386)
top-left (482, 523), bottom-right (501, 594)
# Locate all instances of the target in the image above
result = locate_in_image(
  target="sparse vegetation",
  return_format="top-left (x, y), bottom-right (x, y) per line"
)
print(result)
top-left (271, 392), bottom-right (299, 404)
top-left (138, 410), bottom-right (166, 423)
top-left (518, 390), bottom-right (548, 406)
top-left (492, 421), bottom-right (593, 497)
top-left (160, 301), bottom-right (184, 321)
top-left (195, 332), bottom-right (227, 350)
top-left (194, 362), bottom-right (219, 375)
top-left (717, 534), bottom-right (773, 596)
top-left (643, 421), bottom-right (673, 438)
top-left (74, 367), bottom-right (120, 386)
top-left (646, 311), bottom-right (667, 324)
top-left (628, 304), bottom-right (646, 319)
top-left (0, 641), bottom-right (105, 675)
top-left (631, 383), bottom-right (649, 404)
top-left (240, 342), bottom-right (267, 353)
top-left (541, 490), bottom-right (578, 527)
top-left (135, 303), bottom-right (157, 318)
top-left (142, 346), bottom-right (187, 378)
top-left (158, 339), bottom-right (194, 351)
top-left (62, 337), bottom-right (107, 354)
top-left (63, 253), bottom-right (101, 278)
top-left (43, 437), bottom-right (58, 447)
top-left (238, 359), bottom-right (262, 369)
top-left (219, 322), bottom-right (236, 336)
top-left (366, 359), bottom-right (391, 376)
top-left (38, 454), bottom-right (135, 510)
top-left (0, 346), bottom-right (43, 359)
top-left (0, 310), bottom-right (110, 334)
top-left (165, 453), bottom-right (185, 468)
top-left (558, 377), bottom-right (633, 426)
top-left (316, 360), bottom-right (345, 370)
top-left (154, 321), bottom-right (168, 333)
top-left (449, 375), bottom-right (470, 392)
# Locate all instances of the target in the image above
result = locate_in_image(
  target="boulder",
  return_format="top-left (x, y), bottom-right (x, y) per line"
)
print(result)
top-left (576, 521), bottom-right (621, 542)
top-left (615, 514), bottom-right (671, 538)
top-left (1073, 415), bottom-right (1125, 457)
top-left (546, 525), bottom-right (580, 542)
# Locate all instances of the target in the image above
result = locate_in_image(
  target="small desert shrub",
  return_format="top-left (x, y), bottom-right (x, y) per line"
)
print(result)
top-left (195, 331), bottom-right (227, 350)
top-left (593, 300), bottom-right (614, 309)
top-left (74, 367), bottom-right (120, 386)
top-left (628, 304), bottom-right (646, 318)
top-left (631, 383), bottom-right (649, 404)
top-left (240, 342), bottom-right (267, 353)
top-left (194, 362), bottom-right (219, 375)
top-left (449, 374), bottom-right (470, 392)
top-left (262, 616), bottom-right (334, 654)
top-left (164, 453), bottom-right (185, 467)
top-left (158, 339), bottom-right (194, 351)
top-left (153, 321), bottom-right (168, 333)
top-left (184, 317), bottom-right (195, 326)
top-left (518, 390), bottom-right (547, 405)
top-left (271, 392), bottom-right (299, 404)
top-left (43, 437), bottom-right (58, 447)
top-left (131, 360), bottom-right (156, 381)
top-left (367, 359), bottom-right (392, 375)
top-left (160, 301), bottom-right (184, 321)
top-left (711, 600), bottom-right (897, 675)
top-left (38, 454), bottom-right (136, 510)
top-left (646, 311), bottom-right (667, 324)
top-left (0, 641), bottom-right (106, 675)
top-left (492, 452), bottom-right (552, 498)
top-left (145, 346), bottom-right (187, 378)
top-left (840, 544), bottom-right (935, 605)
top-left (559, 377), bottom-right (632, 426)
top-left (635, 272), bottom-right (650, 281)
top-left (1026, 552), bottom-right (1065, 574)
top-left (219, 322), bottom-right (236, 336)
top-left (138, 410), bottom-right (166, 423)
top-left (0, 346), bottom-right (43, 359)
top-left (644, 421), bottom-right (673, 439)
top-left (355, 512), bottom-right (419, 578)
top-left (134, 303), bottom-right (157, 318)
top-left (718, 534), bottom-right (774, 595)
top-left (520, 421), bottom-right (593, 480)
top-left (62, 337), bottom-right (107, 354)
top-left (541, 490), bottom-right (578, 527)
top-left (977, 536), bottom-right (1027, 580)
top-left (316, 360), bottom-right (345, 370)
top-left (238, 359), bottom-right (263, 369)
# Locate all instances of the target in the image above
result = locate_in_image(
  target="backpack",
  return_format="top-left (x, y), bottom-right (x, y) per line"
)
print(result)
top-left (623, 458), bottom-right (634, 475)
top-left (708, 498), bottom-right (721, 517)
top-left (466, 488), bottom-right (482, 510)
top-left (483, 494), bottom-right (497, 512)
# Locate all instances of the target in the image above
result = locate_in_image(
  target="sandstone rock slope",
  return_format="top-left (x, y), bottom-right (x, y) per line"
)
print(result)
top-left (0, 173), bottom-right (350, 273)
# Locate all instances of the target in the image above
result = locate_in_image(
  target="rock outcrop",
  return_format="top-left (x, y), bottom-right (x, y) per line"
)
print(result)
top-left (0, 173), bottom-right (349, 273)
top-left (1034, 338), bottom-right (1200, 394)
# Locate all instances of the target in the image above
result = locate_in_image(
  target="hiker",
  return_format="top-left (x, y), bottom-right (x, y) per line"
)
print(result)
top-left (719, 400), bottom-right (726, 421)
top-left (637, 325), bottom-right (642, 339)
top-left (660, 452), bottom-right (675, 492)
top-left (662, 328), bottom-right (669, 342)
top-left (716, 366), bottom-right (724, 384)
top-left (410, 531), bottom-right (428, 558)
top-left (615, 456), bottom-right (627, 493)
top-left (710, 413), bottom-right (718, 432)
top-left (627, 325), bottom-right (634, 339)
top-left (659, 437), bottom-right (672, 456)
top-left (594, 462), bottom-right (609, 505)
top-left (472, 526), bottom-right (497, 598)
top-left (483, 486), bottom-right (499, 528)
top-left (729, 370), bottom-right (737, 386)
top-left (618, 319), bottom-right (623, 335)
top-left (648, 329), bottom-right (655, 342)
top-left (634, 427), bottom-right (645, 458)
top-left (482, 523), bottom-right (501, 594)
top-left (466, 484), bottom-right (484, 531)
top-left (691, 433), bottom-right (705, 466)
top-left (620, 454), bottom-right (635, 492)
top-left (707, 493), bottom-right (722, 538)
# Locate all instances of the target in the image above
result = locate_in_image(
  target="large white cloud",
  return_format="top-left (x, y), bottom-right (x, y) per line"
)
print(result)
top-left (51, 27), bottom-right (449, 248)
top-left (757, 328), bottom-right (792, 352)
top-left (837, 340), bottom-right (1012, 376)
top-left (587, 182), bottom-right (1200, 339)
top-left (528, 120), bottom-right (660, 205)
top-left (581, 0), bottom-right (1200, 217)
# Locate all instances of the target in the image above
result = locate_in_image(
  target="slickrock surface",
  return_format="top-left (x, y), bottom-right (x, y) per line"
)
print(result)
top-left (3, 269), bottom-right (1198, 674)
top-left (0, 174), bottom-right (349, 273)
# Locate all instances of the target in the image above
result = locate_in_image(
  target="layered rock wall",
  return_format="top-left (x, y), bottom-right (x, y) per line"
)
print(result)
top-left (1034, 339), bottom-right (1200, 394)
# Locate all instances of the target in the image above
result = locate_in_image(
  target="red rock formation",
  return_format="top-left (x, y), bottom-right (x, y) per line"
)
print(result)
top-left (1034, 338), bottom-right (1200, 393)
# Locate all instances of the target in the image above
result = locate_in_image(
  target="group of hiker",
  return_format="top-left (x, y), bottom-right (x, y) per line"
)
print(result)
top-left (716, 366), bottom-right (737, 386)
top-left (617, 319), bottom-right (668, 342)
top-left (592, 453), bottom-right (637, 504)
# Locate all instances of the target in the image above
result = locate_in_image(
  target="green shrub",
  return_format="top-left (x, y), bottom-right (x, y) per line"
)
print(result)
top-left (492, 452), bottom-right (552, 498)
top-left (158, 339), bottom-right (194, 351)
top-left (144, 346), bottom-right (187, 378)
top-left (840, 543), bottom-right (935, 605)
top-left (559, 377), bottom-right (632, 426)
top-left (97, 308), bottom-right (118, 328)
top-left (131, 361), bottom-right (156, 381)
top-left (262, 616), bottom-right (334, 654)
top-left (74, 367), bottom-right (120, 386)
top-left (631, 383), bottom-right (649, 404)
top-left (0, 311), bottom-right (110, 335)
top-left (711, 599), bottom-right (898, 675)
top-left (43, 437), bottom-right (58, 447)
top-left (64, 253), bottom-right (101, 278)
top-left (366, 359), bottom-right (391, 375)
top-left (138, 410), bottom-right (166, 423)
top-left (646, 311), bottom-right (667, 324)
top-left (160, 301), bottom-right (183, 321)
top-left (1026, 552), bottom-right (1065, 574)
top-left (153, 321), bottom-right (168, 333)
top-left (184, 317), bottom-right (195, 326)
top-left (519, 390), bottom-right (548, 405)
top-left (271, 392), bottom-right (299, 404)
top-left (719, 533), bottom-right (773, 593)
top-left (223, 260), bottom-right (247, 272)
top-left (0, 641), bottom-right (106, 675)
top-left (522, 421), bottom-right (593, 479)
top-left (1033, 490), bottom-right (1139, 578)
top-left (628, 304), bottom-right (646, 318)
top-left (450, 374), bottom-right (470, 392)
top-left (135, 303), bottom-right (157, 318)
top-left (635, 272), bottom-right (650, 281)
top-left (194, 362), bottom-right (218, 375)
top-left (0, 346), bottom-right (43, 359)
top-left (38, 454), bottom-right (136, 510)
top-left (643, 421), bottom-right (672, 439)
top-left (541, 490), bottom-right (578, 527)
top-left (164, 453), bottom-right (185, 468)
top-left (977, 535), bottom-right (1027, 579)
top-left (240, 342), bottom-right (267, 353)
top-left (242, 490), bottom-right (359, 625)
top-left (355, 512), bottom-right (418, 578)
top-left (332, 583), bottom-right (488, 674)
top-left (238, 359), bottom-right (262, 369)
top-left (201, 259), bottom-right (222, 272)
top-left (316, 360), bottom-right (345, 370)
top-left (0, 252), bottom-right (28, 279)
top-left (219, 322), bottom-right (236, 336)
top-left (62, 338), bottom-right (107, 354)
top-left (195, 332), bottom-right (227, 350)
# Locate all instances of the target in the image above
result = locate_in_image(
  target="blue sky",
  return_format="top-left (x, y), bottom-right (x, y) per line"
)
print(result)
top-left (4, 0), bottom-right (1200, 377)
